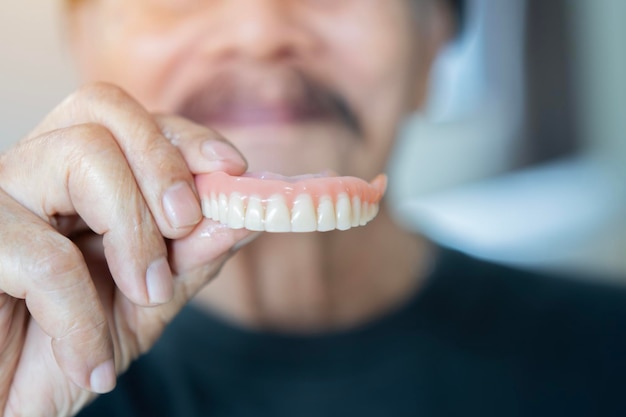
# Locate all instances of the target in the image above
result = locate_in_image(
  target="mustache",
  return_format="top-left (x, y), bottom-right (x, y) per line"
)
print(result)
top-left (176, 67), bottom-right (361, 134)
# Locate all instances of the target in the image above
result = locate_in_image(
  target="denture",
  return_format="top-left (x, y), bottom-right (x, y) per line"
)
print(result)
top-left (195, 172), bottom-right (387, 233)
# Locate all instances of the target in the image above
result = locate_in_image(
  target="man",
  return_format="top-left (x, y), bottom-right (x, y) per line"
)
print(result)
top-left (0, 0), bottom-right (625, 416)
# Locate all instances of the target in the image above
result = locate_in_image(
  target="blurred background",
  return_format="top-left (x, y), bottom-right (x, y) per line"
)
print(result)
top-left (0, 0), bottom-right (624, 279)
top-left (389, 0), bottom-right (626, 279)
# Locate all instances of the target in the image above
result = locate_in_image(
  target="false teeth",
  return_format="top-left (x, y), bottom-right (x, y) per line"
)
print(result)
top-left (291, 194), bottom-right (317, 232)
top-left (317, 196), bottom-right (336, 232)
top-left (351, 196), bottom-right (362, 228)
top-left (244, 195), bottom-right (265, 231)
top-left (335, 193), bottom-right (352, 231)
top-left (200, 191), bottom-right (380, 233)
top-left (265, 194), bottom-right (291, 232)
top-left (195, 171), bottom-right (387, 233)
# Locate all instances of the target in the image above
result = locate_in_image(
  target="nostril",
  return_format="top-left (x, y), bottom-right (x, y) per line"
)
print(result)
top-left (199, 2), bottom-right (314, 63)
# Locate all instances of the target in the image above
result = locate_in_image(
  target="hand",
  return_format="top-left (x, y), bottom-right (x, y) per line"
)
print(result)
top-left (0, 83), bottom-right (252, 417)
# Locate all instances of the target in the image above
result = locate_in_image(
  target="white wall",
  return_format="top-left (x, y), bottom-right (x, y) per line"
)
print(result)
top-left (0, 1), bottom-right (77, 148)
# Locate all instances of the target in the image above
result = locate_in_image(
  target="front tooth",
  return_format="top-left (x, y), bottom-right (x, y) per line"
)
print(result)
top-left (351, 196), bottom-right (361, 227)
top-left (201, 197), bottom-right (212, 219)
top-left (210, 193), bottom-right (219, 221)
top-left (265, 194), bottom-right (291, 232)
top-left (291, 194), bottom-right (317, 232)
top-left (368, 203), bottom-right (379, 222)
top-left (317, 196), bottom-right (336, 232)
top-left (245, 195), bottom-right (265, 231)
top-left (360, 201), bottom-right (369, 226)
top-left (335, 193), bottom-right (352, 231)
top-left (227, 193), bottom-right (245, 229)
top-left (219, 193), bottom-right (229, 224)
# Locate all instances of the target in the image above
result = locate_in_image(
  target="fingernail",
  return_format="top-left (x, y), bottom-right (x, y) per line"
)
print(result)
top-left (146, 257), bottom-right (173, 304)
top-left (202, 140), bottom-right (246, 165)
top-left (90, 359), bottom-right (116, 393)
top-left (163, 181), bottom-right (202, 229)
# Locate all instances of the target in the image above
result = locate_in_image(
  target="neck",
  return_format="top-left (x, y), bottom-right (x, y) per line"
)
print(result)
top-left (194, 206), bottom-right (433, 333)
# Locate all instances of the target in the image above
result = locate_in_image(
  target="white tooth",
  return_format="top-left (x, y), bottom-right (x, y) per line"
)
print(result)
top-left (219, 193), bottom-right (229, 224)
top-left (201, 197), bottom-right (212, 219)
top-left (317, 196), bottom-right (336, 232)
top-left (245, 195), bottom-right (265, 231)
top-left (265, 194), bottom-right (291, 232)
top-left (369, 203), bottom-right (379, 222)
top-left (351, 196), bottom-right (361, 227)
top-left (291, 194), bottom-right (317, 232)
top-left (335, 193), bottom-right (352, 231)
top-left (360, 201), bottom-right (369, 226)
top-left (227, 193), bottom-right (245, 229)
top-left (210, 193), bottom-right (220, 221)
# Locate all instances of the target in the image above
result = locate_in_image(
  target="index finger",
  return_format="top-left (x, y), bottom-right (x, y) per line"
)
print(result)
top-left (29, 83), bottom-right (244, 237)
top-left (155, 114), bottom-right (248, 176)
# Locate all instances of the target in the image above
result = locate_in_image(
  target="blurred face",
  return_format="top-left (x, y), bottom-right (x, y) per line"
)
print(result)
top-left (71, 0), bottom-right (450, 179)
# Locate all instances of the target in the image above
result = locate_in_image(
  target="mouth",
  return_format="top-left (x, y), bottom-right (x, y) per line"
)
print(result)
top-left (177, 67), bottom-right (360, 132)
top-left (196, 101), bottom-right (326, 127)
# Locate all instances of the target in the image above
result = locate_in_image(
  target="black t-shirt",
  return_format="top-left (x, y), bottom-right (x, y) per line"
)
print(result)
top-left (80, 247), bottom-right (626, 417)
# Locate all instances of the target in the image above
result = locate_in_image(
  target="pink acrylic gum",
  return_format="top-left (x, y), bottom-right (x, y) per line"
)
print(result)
top-left (195, 172), bottom-right (387, 233)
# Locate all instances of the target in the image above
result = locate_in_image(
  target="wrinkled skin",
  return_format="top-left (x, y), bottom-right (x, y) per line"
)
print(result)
top-left (0, 0), bottom-right (452, 416)
top-left (0, 85), bottom-right (252, 416)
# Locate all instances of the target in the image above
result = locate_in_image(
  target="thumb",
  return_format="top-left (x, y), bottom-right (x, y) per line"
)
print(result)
top-left (168, 218), bottom-right (259, 276)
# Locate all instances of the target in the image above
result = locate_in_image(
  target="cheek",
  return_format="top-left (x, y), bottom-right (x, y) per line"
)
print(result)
top-left (312, 7), bottom-right (419, 165)
top-left (82, 11), bottom-right (195, 112)
top-left (109, 36), bottom-right (185, 111)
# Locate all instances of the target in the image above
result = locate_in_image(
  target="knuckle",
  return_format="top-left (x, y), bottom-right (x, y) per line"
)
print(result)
top-left (130, 133), bottom-right (184, 176)
top-left (68, 122), bottom-right (112, 144)
top-left (62, 123), bottom-right (119, 163)
top-left (31, 231), bottom-right (86, 287)
top-left (59, 309), bottom-right (108, 342)
top-left (147, 140), bottom-right (180, 166)
top-left (69, 81), bottom-right (133, 109)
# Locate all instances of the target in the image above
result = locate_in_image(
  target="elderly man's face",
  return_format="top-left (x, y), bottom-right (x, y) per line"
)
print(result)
top-left (72, 0), bottom-right (449, 178)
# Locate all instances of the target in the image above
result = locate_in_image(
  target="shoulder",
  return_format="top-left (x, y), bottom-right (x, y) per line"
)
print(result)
top-left (432, 246), bottom-right (626, 315)
top-left (412, 247), bottom-right (626, 415)
top-left (423, 247), bottom-right (626, 354)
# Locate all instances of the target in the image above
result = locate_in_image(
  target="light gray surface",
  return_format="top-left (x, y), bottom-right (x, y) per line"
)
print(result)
top-left (0, 1), bottom-right (76, 149)
top-left (391, 0), bottom-right (625, 277)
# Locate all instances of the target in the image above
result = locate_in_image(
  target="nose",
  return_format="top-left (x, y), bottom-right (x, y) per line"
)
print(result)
top-left (204, 0), bottom-right (316, 62)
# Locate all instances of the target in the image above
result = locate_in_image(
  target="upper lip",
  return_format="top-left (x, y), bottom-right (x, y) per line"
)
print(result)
top-left (177, 66), bottom-right (352, 128)
top-left (199, 99), bottom-right (327, 126)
